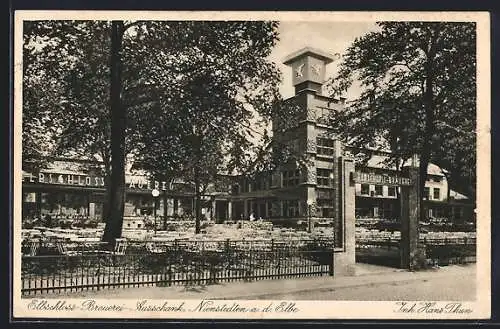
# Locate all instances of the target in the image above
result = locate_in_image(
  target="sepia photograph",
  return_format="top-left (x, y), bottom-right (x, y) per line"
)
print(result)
top-left (12, 11), bottom-right (491, 319)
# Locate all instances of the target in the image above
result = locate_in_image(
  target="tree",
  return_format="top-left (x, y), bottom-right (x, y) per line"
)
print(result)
top-left (23, 20), bottom-right (197, 241)
top-left (22, 21), bottom-right (88, 171)
top-left (101, 21), bottom-right (126, 243)
top-left (133, 21), bottom-right (282, 233)
top-left (328, 22), bottom-right (476, 222)
top-left (23, 20), bottom-right (298, 238)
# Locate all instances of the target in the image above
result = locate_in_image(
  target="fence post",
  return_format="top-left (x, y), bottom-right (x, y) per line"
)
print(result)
top-left (225, 238), bottom-right (230, 272)
top-left (329, 242), bottom-right (334, 276)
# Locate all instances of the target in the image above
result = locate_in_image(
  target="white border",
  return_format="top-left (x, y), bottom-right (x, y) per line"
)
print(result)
top-left (12, 10), bottom-right (491, 320)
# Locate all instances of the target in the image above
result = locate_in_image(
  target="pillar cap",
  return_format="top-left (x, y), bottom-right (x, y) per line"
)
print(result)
top-left (283, 47), bottom-right (336, 65)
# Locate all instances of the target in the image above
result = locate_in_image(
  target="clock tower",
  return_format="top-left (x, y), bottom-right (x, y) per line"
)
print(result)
top-left (283, 47), bottom-right (337, 95)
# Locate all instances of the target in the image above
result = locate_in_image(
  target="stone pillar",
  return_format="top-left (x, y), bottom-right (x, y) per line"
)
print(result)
top-left (35, 192), bottom-right (42, 219)
top-left (400, 166), bottom-right (424, 270)
top-left (227, 200), bottom-right (232, 220)
top-left (305, 186), bottom-right (317, 230)
top-left (243, 200), bottom-right (248, 219)
top-left (211, 199), bottom-right (216, 220)
top-left (173, 198), bottom-right (179, 216)
top-left (159, 196), bottom-right (165, 215)
top-left (333, 158), bottom-right (356, 276)
top-left (89, 203), bottom-right (96, 217)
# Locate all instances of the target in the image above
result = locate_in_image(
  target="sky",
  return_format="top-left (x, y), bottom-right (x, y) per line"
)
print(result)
top-left (268, 21), bottom-right (380, 100)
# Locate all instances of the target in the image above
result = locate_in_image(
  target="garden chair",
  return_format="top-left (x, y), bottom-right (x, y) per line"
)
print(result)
top-left (56, 241), bottom-right (81, 256)
top-left (114, 238), bottom-right (128, 255)
top-left (22, 240), bottom-right (40, 256)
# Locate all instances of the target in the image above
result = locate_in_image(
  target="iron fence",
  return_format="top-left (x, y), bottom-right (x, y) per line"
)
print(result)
top-left (21, 238), bottom-right (334, 296)
top-left (423, 238), bottom-right (476, 265)
top-left (355, 237), bottom-right (476, 266)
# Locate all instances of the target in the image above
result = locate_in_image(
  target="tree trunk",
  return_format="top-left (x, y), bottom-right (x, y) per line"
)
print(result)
top-left (102, 21), bottom-right (125, 244)
top-left (418, 29), bottom-right (439, 224)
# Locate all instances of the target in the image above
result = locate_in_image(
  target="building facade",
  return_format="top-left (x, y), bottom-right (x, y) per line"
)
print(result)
top-left (231, 47), bottom-right (474, 225)
top-left (21, 159), bottom-right (232, 225)
top-left (21, 47), bottom-right (474, 229)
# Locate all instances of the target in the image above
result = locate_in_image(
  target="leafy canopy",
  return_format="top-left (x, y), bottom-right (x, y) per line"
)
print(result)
top-left (328, 22), bottom-right (476, 197)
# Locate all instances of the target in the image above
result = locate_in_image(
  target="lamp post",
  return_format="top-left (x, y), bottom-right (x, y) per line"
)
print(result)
top-left (152, 188), bottom-right (160, 235)
top-left (307, 199), bottom-right (313, 233)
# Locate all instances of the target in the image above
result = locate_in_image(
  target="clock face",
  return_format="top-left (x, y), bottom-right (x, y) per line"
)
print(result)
top-left (295, 63), bottom-right (305, 78)
top-left (311, 64), bottom-right (322, 76)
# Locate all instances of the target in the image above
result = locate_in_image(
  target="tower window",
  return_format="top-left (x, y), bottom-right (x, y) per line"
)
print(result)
top-left (316, 168), bottom-right (334, 187)
top-left (316, 137), bottom-right (335, 156)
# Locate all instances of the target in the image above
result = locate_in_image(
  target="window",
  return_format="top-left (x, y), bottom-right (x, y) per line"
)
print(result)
top-left (317, 189), bottom-right (335, 199)
top-left (316, 189), bottom-right (335, 218)
top-left (268, 175), bottom-right (273, 189)
top-left (282, 200), bottom-right (299, 217)
top-left (316, 137), bottom-right (335, 156)
top-left (251, 176), bottom-right (266, 191)
top-left (316, 168), bottom-right (334, 186)
top-left (433, 188), bottom-right (440, 200)
top-left (430, 176), bottom-right (442, 183)
top-left (375, 185), bottom-right (383, 196)
top-left (388, 186), bottom-right (396, 197)
top-left (424, 187), bottom-right (430, 200)
top-left (382, 202), bottom-right (395, 219)
top-left (361, 184), bottom-right (369, 195)
top-left (282, 169), bottom-right (300, 187)
top-left (435, 207), bottom-right (444, 218)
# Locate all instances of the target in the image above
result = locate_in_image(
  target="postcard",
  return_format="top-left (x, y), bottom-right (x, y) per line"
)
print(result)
top-left (12, 10), bottom-right (491, 320)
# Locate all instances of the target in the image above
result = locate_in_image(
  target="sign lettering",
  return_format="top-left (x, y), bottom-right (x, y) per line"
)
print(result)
top-left (353, 171), bottom-right (412, 186)
top-left (22, 172), bottom-right (172, 190)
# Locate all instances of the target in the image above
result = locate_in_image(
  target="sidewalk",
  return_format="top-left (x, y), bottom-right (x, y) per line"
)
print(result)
top-left (46, 263), bottom-right (476, 300)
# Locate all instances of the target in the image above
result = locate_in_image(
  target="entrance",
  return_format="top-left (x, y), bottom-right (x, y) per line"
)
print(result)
top-left (352, 167), bottom-right (420, 270)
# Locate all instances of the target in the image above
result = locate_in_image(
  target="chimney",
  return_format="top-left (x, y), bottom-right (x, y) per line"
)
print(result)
top-left (283, 47), bottom-right (336, 96)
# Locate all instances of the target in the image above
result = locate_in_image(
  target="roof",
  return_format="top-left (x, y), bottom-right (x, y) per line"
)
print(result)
top-left (362, 154), bottom-right (445, 176)
top-left (282, 47), bottom-right (337, 65)
top-left (450, 189), bottom-right (469, 200)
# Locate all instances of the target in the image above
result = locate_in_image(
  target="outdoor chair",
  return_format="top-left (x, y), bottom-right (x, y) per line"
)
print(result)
top-left (113, 238), bottom-right (128, 255)
top-left (146, 242), bottom-right (166, 254)
top-left (23, 240), bottom-right (40, 256)
top-left (56, 241), bottom-right (82, 256)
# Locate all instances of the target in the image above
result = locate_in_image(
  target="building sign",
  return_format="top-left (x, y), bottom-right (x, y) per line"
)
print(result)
top-left (22, 172), bottom-right (173, 191)
top-left (353, 171), bottom-right (412, 186)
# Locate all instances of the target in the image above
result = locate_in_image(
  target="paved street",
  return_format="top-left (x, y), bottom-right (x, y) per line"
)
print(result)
top-left (33, 263), bottom-right (476, 301)
top-left (249, 267), bottom-right (476, 300)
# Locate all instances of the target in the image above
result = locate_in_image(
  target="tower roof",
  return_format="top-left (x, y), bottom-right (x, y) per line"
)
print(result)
top-left (282, 47), bottom-right (336, 65)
